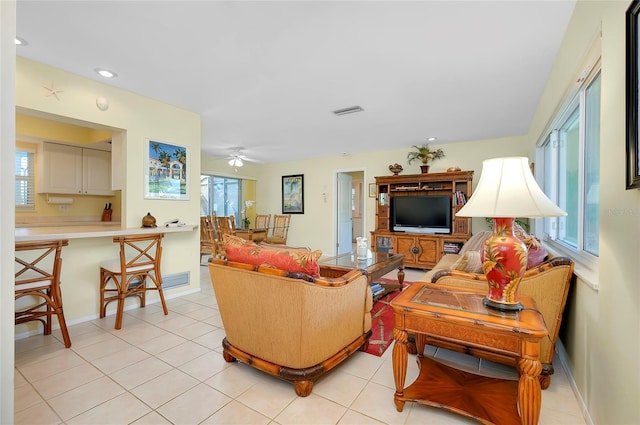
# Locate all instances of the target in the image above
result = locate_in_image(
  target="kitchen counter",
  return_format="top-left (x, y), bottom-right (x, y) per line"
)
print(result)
top-left (15, 223), bottom-right (196, 242)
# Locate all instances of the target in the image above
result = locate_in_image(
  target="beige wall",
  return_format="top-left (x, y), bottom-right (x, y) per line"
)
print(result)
top-left (14, 58), bottom-right (202, 331)
top-left (527, 1), bottom-right (638, 423)
top-left (242, 136), bottom-right (527, 256)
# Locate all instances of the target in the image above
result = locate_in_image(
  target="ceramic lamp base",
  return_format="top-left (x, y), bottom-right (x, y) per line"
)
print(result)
top-left (482, 217), bottom-right (528, 311)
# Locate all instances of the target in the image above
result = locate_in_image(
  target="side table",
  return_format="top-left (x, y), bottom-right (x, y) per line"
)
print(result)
top-left (390, 283), bottom-right (547, 425)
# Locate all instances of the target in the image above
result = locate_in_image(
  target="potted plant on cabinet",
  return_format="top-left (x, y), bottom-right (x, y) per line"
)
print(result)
top-left (406, 144), bottom-right (445, 173)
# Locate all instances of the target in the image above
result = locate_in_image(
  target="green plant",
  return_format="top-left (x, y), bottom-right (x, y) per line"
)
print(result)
top-left (485, 217), bottom-right (530, 232)
top-left (406, 144), bottom-right (445, 165)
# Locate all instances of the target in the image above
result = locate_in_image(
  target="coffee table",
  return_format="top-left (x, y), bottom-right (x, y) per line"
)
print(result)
top-left (318, 252), bottom-right (405, 298)
top-left (390, 282), bottom-right (547, 425)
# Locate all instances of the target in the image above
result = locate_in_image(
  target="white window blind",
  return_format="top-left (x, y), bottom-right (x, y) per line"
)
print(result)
top-left (16, 150), bottom-right (35, 210)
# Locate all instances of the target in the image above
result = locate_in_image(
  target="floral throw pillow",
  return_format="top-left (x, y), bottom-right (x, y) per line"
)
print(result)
top-left (222, 234), bottom-right (322, 277)
top-left (513, 223), bottom-right (548, 268)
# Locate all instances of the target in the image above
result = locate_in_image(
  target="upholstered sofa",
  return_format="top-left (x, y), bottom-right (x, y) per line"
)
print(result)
top-left (416, 231), bottom-right (574, 389)
top-left (208, 258), bottom-right (373, 397)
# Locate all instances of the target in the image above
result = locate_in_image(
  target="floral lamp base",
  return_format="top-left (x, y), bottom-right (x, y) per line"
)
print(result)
top-left (482, 217), bottom-right (527, 311)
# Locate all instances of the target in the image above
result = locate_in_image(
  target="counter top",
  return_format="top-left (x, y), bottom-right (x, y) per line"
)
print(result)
top-left (15, 224), bottom-right (196, 242)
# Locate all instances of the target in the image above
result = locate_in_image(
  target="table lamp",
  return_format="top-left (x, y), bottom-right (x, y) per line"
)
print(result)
top-left (456, 157), bottom-right (566, 311)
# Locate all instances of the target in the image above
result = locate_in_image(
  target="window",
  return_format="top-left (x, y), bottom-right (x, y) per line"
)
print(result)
top-left (16, 150), bottom-right (35, 210)
top-left (538, 66), bottom-right (600, 263)
top-left (200, 175), bottom-right (242, 223)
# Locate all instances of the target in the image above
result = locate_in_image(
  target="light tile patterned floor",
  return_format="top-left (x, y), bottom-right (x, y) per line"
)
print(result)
top-left (14, 267), bottom-right (587, 424)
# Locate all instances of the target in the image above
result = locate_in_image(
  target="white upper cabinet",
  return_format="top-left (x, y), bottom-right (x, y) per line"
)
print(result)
top-left (37, 142), bottom-right (114, 196)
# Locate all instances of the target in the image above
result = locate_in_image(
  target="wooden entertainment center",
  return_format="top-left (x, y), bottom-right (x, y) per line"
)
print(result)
top-left (371, 170), bottom-right (474, 269)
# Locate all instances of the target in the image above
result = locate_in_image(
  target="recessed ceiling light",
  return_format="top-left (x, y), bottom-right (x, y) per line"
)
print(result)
top-left (15, 37), bottom-right (28, 46)
top-left (95, 68), bottom-right (118, 78)
top-left (427, 137), bottom-right (438, 141)
top-left (332, 105), bottom-right (364, 116)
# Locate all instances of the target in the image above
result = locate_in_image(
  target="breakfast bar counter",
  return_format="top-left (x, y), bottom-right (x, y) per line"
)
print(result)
top-left (14, 223), bottom-right (199, 336)
top-left (15, 223), bottom-right (196, 242)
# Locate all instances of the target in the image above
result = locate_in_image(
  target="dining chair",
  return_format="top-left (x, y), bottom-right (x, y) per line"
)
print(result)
top-left (254, 214), bottom-right (271, 230)
top-left (214, 215), bottom-right (237, 237)
top-left (266, 214), bottom-right (291, 245)
top-left (200, 215), bottom-right (217, 262)
top-left (99, 233), bottom-right (168, 329)
top-left (15, 239), bottom-right (72, 348)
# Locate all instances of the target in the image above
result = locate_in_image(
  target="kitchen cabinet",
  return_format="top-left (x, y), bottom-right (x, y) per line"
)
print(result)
top-left (37, 142), bottom-right (114, 196)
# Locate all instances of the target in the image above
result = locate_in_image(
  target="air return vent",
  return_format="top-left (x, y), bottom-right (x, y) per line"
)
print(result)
top-left (332, 105), bottom-right (364, 115)
top-left (162, 271), bottom-right (190, 289)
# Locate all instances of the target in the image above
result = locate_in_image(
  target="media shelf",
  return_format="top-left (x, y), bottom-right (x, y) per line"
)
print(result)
top-left (371, 171), bottom-right (473, 269)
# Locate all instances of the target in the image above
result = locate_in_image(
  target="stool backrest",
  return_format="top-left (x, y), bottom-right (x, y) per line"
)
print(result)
top-left (114, 233), bottom-right (163, 285)
top-left (15, 240), bottom-right (68, 289)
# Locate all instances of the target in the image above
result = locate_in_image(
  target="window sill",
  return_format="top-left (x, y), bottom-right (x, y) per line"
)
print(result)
top-left (543, 242), bottom-right (599, 292)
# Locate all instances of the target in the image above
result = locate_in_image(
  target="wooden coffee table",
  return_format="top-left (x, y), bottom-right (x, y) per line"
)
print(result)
top-left (319, 252), bottom-right (405, 297)
top-left (390, 283), bottom-right (547, 425)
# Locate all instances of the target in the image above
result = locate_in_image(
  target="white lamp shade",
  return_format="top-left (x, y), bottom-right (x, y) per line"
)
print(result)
top-left (456, 157), bottom-right (566, 218)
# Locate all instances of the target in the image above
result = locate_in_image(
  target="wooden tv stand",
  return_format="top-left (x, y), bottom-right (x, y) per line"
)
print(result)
top-left (371, 171), bottom-right (473, 269)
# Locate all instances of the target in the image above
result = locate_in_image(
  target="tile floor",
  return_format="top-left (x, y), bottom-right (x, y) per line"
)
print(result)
top-left (14, 267), bottom-right (587, 424)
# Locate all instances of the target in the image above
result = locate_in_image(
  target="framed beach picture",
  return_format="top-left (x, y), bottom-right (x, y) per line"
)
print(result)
top-left (144, 139), bottom-right (189, 200)
top-left (282, 174), bottom-right (304, 214)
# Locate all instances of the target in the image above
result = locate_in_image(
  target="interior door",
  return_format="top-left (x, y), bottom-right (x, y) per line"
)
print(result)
top-left (337, 173), bottom-right (353, 255)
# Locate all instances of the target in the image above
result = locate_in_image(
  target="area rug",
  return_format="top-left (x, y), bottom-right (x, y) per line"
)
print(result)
top-left (364, 278), bottom-right (411, 357)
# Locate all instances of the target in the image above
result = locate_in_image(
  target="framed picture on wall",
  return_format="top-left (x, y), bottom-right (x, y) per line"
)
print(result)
top-left (282, 174), bottom-right (304, 214)
top-left (627, 0), bottom-right (640, 189)
top-left (144, 139), bottom-right (189, 200)
top-left (368, 183), bottom-right (377, 198)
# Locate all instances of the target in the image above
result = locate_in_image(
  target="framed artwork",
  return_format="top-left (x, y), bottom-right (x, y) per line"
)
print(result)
top-left (282, 174), bottom-right (304, 214)
top-left (368, 183), bottom-right (377, 198)
top-left (627, 0), bottom-right (640, 189)
top-left (144, 139), bottom-right (189, 200)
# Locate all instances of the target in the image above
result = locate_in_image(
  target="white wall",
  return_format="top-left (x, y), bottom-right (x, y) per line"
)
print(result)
top-left (527, 1), bottom-right (639, 423)
top-left (0, 2), bottom-right (16, 422)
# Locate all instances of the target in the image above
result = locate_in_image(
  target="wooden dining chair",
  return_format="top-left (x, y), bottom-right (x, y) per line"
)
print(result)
top-left (254, 214), bottom-right (271, 230)
top-left (266, 214), bottom-right (291, 245)
top-left (214, 215), bottom-right (237, 237)
top-left (200, 215), bottom-right (217, 262)
top-left (15, 239), bottom-right (72, 348)
top-left (99, 233), bottom-right (168, 329)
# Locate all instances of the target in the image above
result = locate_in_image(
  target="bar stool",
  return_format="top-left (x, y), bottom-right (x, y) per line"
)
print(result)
top-left (15, 239), bottom-right (72, 348)
top-left (99, 233), bottom-right (168, 329)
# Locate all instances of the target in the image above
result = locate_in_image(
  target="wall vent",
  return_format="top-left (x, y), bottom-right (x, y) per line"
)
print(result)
top-left (163, 271), bottom-right (190, 289)
top-left (332, 105), bottom-right (364, 116)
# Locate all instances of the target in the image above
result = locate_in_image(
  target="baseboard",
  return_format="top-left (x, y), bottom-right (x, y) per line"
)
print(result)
top-left (556, 339), bottom-right (594, 425)
top-left (14, 286), bottom-right (202, 341)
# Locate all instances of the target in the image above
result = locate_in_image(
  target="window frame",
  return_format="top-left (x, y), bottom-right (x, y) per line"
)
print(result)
top-left (535, 59), bottom-right (601, 271)
top-left (15, 148), bottom-right (36, 211)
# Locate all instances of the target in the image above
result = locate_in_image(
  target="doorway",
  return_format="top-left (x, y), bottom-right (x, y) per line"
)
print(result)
top-left (336, 170), bottom-right (365, 255)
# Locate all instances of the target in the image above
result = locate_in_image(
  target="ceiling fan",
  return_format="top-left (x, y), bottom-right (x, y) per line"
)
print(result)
top-left (225, 148), bottom-right (261, 168)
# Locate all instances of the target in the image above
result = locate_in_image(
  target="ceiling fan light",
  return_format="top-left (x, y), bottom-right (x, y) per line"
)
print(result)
top-left (228, 158), bottom-right (243, 167)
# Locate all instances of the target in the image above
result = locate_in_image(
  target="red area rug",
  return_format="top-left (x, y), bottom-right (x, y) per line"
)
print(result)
top-left (364, 278), bottom-right (410, 357)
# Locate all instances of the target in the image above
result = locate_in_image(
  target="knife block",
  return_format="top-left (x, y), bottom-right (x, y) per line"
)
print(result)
top-left (101, 208), bottom-right (112, 222)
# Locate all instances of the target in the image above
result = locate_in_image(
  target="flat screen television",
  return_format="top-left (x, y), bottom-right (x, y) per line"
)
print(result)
top-left (392, 195), bottom-right (451, 234)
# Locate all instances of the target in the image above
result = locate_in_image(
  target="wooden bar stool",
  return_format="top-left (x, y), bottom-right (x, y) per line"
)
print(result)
top-left (15, 239), bottom-right (72, 348)
top-left (99, 233), bottom-right (168, 329)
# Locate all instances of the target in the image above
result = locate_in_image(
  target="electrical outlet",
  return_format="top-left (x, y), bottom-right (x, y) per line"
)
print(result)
top-left (59, 205), bottom-right (69, 212)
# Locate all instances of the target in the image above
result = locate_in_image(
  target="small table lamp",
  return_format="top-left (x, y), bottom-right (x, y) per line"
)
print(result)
top-left (456, 157), bottom-right (566, 311)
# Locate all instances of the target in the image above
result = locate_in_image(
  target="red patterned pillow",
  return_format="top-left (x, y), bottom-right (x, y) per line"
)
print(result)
top-left (513, 223), bottom-right (548, 268)
top-left (222, 234), bottom-right (322, 277)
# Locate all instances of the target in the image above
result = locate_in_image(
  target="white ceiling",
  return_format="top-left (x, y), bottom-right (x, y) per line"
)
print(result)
top-left (16, 1), bottom-right (576, 164)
